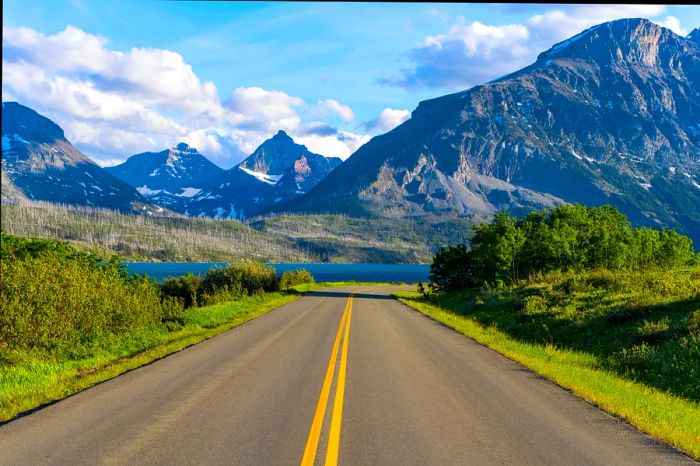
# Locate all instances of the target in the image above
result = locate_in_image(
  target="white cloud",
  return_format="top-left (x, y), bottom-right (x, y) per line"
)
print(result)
top-left (314, 99), bottom-right (355, 122)
top-left (654, 16), bottom-right (686, 36)
top-left (3, 26), bottom-right (223, 116)
top-left (385, 5), bottom-right (682, 90)
top-left (296, 131), bottom-right (370, 160)
top-left (363, 108), bottom-right (411, 132)
top-left (2, 60), bottom-right (184, 134)
top-left (181, 129), bottom-right (247, 168)
top-left (2, 25), bottom-right (369, 166)
top-left (226, 86), bottom-right (304, 127)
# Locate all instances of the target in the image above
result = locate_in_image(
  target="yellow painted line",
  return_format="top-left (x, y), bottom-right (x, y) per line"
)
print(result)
top-left (324, 295), bottom-right (353, 466)
top-left (300, 294), bottom-right (352, 466)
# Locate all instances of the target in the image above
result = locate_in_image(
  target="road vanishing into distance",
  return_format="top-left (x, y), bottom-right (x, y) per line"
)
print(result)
top-left (0, 286), bottom-right (694, 465)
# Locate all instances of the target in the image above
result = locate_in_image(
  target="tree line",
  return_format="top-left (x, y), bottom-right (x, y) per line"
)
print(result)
top-left (429, 204), bottom-right (699, 291)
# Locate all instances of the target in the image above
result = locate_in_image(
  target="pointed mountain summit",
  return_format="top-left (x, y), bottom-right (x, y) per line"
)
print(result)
top-left (688, 27), bottom-right (700, 46)
top-left (239, 130), bottom-right (303, 175)
top-left (535, 18), bottom-right (692, 65)
top-left (277, 18), bottom-right (700, 243)
top-left (106, 142), bottom-right (224, 211)
top-left (1, 102), bottom-right (152, 212)
top-left (184, 131), bottom-right (341, 219)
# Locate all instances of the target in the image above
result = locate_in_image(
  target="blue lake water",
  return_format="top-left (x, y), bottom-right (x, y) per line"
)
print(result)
top-left (123, 262), bottom-right (430, 283)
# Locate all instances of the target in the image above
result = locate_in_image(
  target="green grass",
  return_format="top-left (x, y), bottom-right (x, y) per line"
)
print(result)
top-left (394, 267), bottom-right (700, 459)
top-left (0, 280), bottom-right (399, 422)
top-left (0, 292), bottom-right (299, 422)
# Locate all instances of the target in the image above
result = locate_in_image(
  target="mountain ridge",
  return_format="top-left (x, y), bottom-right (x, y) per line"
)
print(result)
top-left (272, 18), bottom-right (700, 243)
top-left (106, 142), bottom-right (224, 211)
top-left (1, 102), bottom-right (158, 213)
top-left (183, 130), bottom-right (342, 218)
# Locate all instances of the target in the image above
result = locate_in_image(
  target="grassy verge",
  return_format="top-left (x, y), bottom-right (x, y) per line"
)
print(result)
top-left (0, 292), bottom-right (299, 422)
top-left (395, 281), bottom-right (700, 459)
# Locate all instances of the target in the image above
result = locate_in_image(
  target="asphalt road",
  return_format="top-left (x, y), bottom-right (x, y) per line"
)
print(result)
top-left (0, 286), bottom-right (694, 465)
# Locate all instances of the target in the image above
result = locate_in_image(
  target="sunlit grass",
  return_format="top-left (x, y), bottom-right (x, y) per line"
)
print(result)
top-left (0, 292), bottom-right (299, 422)
top-left (395, 267), bottom-right (700, 459)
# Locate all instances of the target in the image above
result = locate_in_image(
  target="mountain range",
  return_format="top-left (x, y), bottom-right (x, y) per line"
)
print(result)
top-left (274, 18), bottom-right (700, 242)
top-left (106, 130), bottom-right (341, 218)
top-left (2, 18), bottom-right (699, 243)
top-left (181, 131), bottom-right (341, 218)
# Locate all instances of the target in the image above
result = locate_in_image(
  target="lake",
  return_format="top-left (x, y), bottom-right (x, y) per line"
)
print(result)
top-left (123, 262), bottom-right (430, 283)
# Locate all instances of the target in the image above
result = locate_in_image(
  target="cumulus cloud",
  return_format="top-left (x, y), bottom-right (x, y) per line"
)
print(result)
top-left (362, 108), bottom-right (411, 132)
top-left (2, 25), bottom-right (367, 165)
top-left (3, 26), bottom-right (223, 116)
top-left (181, 129), bottom-right (247, 169)
top-left (296, 131), bottom-right (370, 160)
top-left (654, 16), bottom-right (686, 36)
top-left (313, 99), bottom-right (355, 122)
top-left (384, 5), bottom-right (682, 90)
top-left (299, 121), bottom-right (339, 137)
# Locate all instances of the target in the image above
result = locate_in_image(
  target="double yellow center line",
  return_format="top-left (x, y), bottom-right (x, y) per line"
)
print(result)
top-left (300, 293), bottom-right (355, 466)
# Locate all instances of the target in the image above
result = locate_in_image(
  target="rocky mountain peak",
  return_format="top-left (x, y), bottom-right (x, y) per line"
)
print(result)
top-left (2, 102), bottom-right (66, 144)
top-left (272, 129), bottom-right (293, 140)
top-left (172, 142), bottom-right (197, 153)
top-left (239, 130), bottom-right (310, 175)
top-left (1, 102), bottom-right (150, 212)
top-left (282, 17), bottom-right (700, 243)
top-left (536, 18), bottom-right (681, 68)
top-left (688, 28), bottom-right (700, 45)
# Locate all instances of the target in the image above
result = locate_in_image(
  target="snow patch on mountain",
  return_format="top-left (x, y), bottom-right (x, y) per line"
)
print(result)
top-left (2, 134), bottom-right (29, 151)
top-left (137, 185), bottom-right (163, 196)
top-left (239, 166), bottom-right (284, 185)
top-left (176, 187), bottom-right (202, 197)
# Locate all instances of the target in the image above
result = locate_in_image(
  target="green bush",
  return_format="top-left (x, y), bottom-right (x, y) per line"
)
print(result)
top-left (0, 232), bottom-right (285, 361)
top-left (280, 268), bottom-right (315, 289)
top-left (430, 204), bottom-right (698, 289)
top-left (201, 261), bottom-right (279, 298)
top-left (0, 239), bottom-right (168, 354)
top-left (160, 273), bottom-right (202, 309)
top-left (429, 245), bottom-right (474, 291)
top-left (522, 295), bottom-right (549, 314)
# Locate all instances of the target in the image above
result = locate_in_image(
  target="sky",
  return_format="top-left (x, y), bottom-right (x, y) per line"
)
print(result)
top-left (3, 2), bottom-right (699, 168)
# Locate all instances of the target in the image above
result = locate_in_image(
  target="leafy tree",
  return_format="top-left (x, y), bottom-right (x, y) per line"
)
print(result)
top-left (469, 212), bottom-right (525, 283)
top-left (428, 204), bottom-right (698, 291)
top-left (429, 245), bottom-right (473, 291)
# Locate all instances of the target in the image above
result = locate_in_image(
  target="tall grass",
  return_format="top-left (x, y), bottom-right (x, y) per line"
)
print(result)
top-left (0, 233), bottom-right (176, 355)
top-left (397, 266), bottom-right (700, 459)
top-left (0, 232), bottom-right (308, 421)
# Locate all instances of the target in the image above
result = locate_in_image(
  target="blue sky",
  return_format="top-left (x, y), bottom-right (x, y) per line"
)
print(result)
top-left (3, 2), bottom-right (699, 167)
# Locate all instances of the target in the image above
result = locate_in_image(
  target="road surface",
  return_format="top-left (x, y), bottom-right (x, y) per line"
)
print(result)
top-left (0, 286), bottom-right (694, 465)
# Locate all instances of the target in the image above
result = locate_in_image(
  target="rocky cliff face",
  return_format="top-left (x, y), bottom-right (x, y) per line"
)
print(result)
top-left (185, 130), bottom-right (341, 218)
top-left (106, 143), bottom-right (224, 212)
top-left (279, 18), bottom-right (700, 242)
top-left (1, 102), bottom-right (154, 212)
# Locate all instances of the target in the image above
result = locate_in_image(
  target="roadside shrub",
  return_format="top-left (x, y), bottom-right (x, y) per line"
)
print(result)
top-left (160, 273), bottom-right (202, 309)
top-left (0, 246), bottom-right (166, 354)
top-left (280, 268), bottom-right (315, 289)
top-left (201, 261), bottom-right (279, 298)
